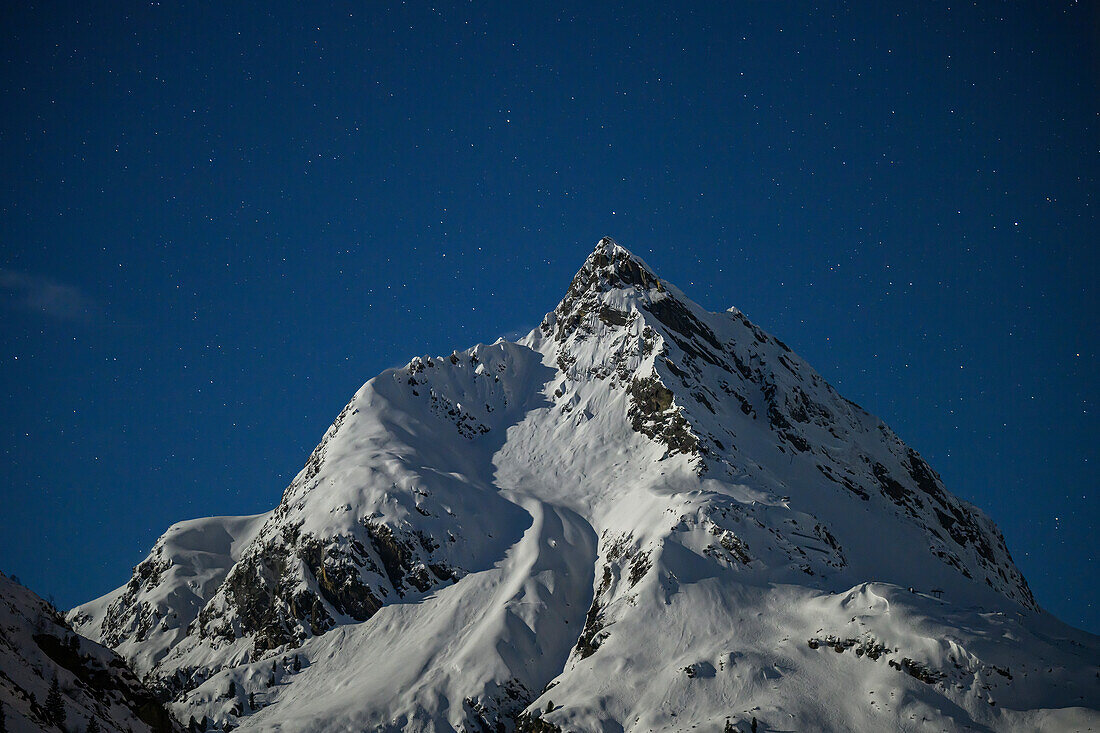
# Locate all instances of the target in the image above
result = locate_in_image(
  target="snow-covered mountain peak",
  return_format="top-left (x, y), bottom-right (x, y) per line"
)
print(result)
top-left (578, 236), bottom-right (660, 290)
top-left (545, 238), bottom-right (667, 339)
top-left (544, 237), bottom-right (726, 356)
top-left (66, 238), bottom-right (1098, 732)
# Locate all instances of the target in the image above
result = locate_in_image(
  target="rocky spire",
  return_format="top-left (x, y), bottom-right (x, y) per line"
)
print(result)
top-left (570, 237), bottom-right (663, 295)
top-left (545, 238), bottom-right (667, 343)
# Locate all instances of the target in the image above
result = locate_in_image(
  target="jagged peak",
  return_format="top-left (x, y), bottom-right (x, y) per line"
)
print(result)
top-left (548, 238), bottom-right (725, 353)
top-left (588, 236), bottom-right (653, 269)
top-left (571, 237), bottom-right (663, 296)
top-left (543, 238), bottom-right (668, 343)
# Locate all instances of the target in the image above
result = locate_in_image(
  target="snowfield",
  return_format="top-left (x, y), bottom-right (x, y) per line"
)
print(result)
top-left (69, 239), bottom-right (1099, 732)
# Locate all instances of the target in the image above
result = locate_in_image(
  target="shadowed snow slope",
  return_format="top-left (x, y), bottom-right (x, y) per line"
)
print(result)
top-left (0, 572), bottom-right (181, 732)
top-left (71, 239), bottom-right (1098, 732)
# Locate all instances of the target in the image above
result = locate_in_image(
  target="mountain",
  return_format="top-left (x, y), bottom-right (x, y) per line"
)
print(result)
top-left (0, 571), bottom-right (180, 733)
top-left (69, 239), bottom-right (1098, 732)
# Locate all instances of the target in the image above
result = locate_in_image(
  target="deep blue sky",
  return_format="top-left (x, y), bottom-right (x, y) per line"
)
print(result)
top-left (1, 3), bottom-right (1096, 631)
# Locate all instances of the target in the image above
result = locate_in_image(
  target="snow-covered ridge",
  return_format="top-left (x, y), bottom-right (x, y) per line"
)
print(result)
top-left (69, 238), bottom-right (1097, 732)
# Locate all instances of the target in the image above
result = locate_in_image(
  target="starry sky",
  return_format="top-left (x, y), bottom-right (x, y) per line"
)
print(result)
top-left (1, 3), bottom-right (1096, 631)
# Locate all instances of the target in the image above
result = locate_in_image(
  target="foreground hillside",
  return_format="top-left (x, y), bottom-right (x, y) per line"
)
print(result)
top-left (71, 239), bottom-right (1099, 732)
top-left (0, 572), bottom-right (180, 733)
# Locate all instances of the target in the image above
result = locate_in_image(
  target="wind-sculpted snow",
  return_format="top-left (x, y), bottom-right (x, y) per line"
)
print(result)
top-left (76, 340), bottom-right (556, 701)
top-left (70, 238), bottom-right (1098, 731)
top-left (69, 513), bottom-right (269, 681)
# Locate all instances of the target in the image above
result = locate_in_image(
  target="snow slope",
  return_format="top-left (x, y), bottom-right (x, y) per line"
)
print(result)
top-left (0, 571), bottom-right (180, 732)
top-left (71, 238), bottom-right (1099, 732)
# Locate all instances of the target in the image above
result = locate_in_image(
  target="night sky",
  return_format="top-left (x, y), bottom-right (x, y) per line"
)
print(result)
top-left (1, 3), bottom-right (1096, 632)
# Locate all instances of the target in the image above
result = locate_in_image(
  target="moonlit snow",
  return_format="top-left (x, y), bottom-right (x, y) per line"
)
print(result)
top-left (69, 239), bottom-right (1099, 732)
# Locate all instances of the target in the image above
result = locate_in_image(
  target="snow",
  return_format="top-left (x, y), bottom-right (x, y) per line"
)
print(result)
top-left (0, 572), bottom-right (178, 732)
top-left (71, 512), bottom-right (269, 679)
top-left (68, 238), bottom-right (1099, 732)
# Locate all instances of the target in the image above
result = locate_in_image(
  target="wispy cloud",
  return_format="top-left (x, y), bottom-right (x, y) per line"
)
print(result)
top-left (0, 269), bottom-right (97, 322)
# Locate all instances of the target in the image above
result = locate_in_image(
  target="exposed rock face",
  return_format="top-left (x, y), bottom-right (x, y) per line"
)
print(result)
top-left (627, 375), bottom-right (697, 457)
top-left (67, 238), bottom-right (1092, 732)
